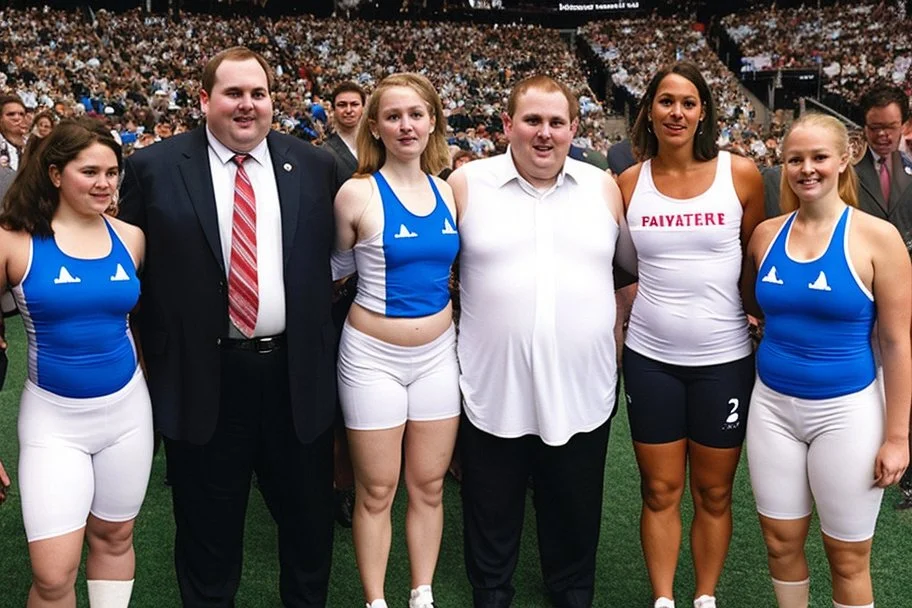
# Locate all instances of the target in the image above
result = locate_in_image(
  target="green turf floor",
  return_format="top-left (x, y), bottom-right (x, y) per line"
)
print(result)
top-left (1, 317), bottom-right (911, 606)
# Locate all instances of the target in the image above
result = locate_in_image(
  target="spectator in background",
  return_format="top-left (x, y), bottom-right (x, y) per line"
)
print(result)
top-left (323, 81), bottom-right (365, 179)
top-left (321, 80), bottom-right (367, 528)
top-left (0, 95), bottom-right (28, 171)
top-left (855, 85), bottom-right (912, 250)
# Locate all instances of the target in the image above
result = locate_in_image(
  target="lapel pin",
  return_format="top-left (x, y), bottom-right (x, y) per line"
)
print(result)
top-left (283, 163), bottom-right (293, 172)
top-left (904, 165), bottom-right (912, 176)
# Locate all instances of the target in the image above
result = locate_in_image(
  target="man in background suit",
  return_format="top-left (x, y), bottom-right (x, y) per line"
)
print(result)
top-left (856, 85), bottom-right (912, 250)
top-left (322, 81), bottom-right (364, 178)
top-left (319, 80), bottom-right (364, 528)
top-left (119, 47), bottom-right (340, 607)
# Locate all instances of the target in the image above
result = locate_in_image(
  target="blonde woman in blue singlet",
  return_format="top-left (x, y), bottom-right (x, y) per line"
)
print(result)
top-left (743, 113), bottom-right (910, 608)
top-left (331, 73), bottom-right (459, 608)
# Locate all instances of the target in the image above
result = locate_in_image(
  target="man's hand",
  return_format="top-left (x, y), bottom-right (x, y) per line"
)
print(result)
top-left (0, 460), bottom-right (10, 504)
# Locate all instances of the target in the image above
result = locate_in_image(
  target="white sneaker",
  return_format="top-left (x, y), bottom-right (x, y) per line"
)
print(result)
top-left (366, 600), bottom-right (389, 608)
top-left (655, 598), bottom-right (675, 608)
top-left (409, 585), bottom-right (435, 608)
top-left (693, 595), bottom-right (716, 608)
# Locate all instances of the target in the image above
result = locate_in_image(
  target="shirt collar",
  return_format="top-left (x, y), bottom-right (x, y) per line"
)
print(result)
top-left (493, 145), bottom-right (580, 191)
top-left (206, 127), bottom-right (269, 167)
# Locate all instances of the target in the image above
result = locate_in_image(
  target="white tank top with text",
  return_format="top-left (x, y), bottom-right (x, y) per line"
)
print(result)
top-left (625, 151), bottom-right (751, 365)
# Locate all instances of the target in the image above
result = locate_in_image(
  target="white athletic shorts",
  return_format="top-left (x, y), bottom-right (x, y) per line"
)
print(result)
top-left (338, 321), bottom-right (460, 431)
top-left (747, 377), bottom-right (884, 542)
top-left (18, 367), bottom-right (154, 542)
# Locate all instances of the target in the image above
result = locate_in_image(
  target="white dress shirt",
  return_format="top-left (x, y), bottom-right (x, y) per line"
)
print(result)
top-left (207, 129), bottom-right (286, 337)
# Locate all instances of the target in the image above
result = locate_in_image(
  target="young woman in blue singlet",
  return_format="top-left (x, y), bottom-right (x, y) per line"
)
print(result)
top-left (0, 118), bottom-right (150, 608)
top-left (743, 113), bottom-right (910, 608)
top-left (331, 73), bottom-right (459, 608)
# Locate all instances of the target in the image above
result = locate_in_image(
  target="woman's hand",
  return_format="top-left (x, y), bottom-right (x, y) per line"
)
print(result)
top-left (874, 437), bottom-right (909, 488)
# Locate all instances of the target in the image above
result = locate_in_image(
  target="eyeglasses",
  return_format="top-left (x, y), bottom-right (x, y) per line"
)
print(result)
top-left (865, 123), bottom-right (902, 135)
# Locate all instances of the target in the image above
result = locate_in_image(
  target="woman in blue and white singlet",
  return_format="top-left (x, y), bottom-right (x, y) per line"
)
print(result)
top-left (744, 113), bottom-right (910, 608)
top-left (616, 62), bottom-right (766, 608)
top-left (331, 73), bottom-right (459, 608)
top-left (0, 118), bottom-right (151, 608)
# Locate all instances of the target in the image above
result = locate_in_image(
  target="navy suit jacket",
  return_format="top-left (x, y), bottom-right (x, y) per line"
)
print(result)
top-left (120, 128), bottom-right (341, 444)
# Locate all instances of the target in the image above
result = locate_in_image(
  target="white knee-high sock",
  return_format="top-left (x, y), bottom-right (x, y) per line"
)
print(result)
top-left (87, 579), bottom-right (134, 608)
top-left (833, 602), bottom-right (873, 608)
top-left (772, 578), bottom-right (809, 608)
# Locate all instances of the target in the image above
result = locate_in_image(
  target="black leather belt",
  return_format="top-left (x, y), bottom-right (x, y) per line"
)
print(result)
top-left (219, 333), bottom-right (286, 354)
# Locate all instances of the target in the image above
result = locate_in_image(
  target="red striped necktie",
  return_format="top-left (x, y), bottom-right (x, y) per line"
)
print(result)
top-left (228, 154), bottom-right (258, 338)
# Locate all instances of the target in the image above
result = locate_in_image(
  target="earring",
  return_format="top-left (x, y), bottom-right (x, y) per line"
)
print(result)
top-left (697, 119), bottom-right (704, 136)
top-left (371, 132), bottom-right (380, 140)
top-left (646, 121), bottom-right (653, 135)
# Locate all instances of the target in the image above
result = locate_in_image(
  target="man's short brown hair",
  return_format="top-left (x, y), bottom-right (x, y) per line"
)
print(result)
top-left (201, 47), bottom-right (273, 95)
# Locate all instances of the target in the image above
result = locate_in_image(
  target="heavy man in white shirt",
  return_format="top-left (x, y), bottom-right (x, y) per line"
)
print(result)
top-left (448, 75), bottom-right (637, 608)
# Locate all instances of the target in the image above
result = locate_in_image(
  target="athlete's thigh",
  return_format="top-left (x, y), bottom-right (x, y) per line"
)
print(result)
top-left (18, 387), bottom-right (95, 542)
top-left (623, 346), bottom-right (687, 444)
top-left (807, 383), bottom-right (884, 543)
top-left (338, 324), bottom-right (409, 431)
top-left (91, 379), bottom-right (154, 522)
top-left (687, 353), bottom-right (755, 449)
top-left (746, 379), bottom-right (812, 521)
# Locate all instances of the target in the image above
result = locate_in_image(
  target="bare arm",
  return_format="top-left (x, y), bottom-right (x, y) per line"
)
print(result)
top-left (331, 177), bottom-right (373, 285)
top-left (603, 172), bottom-right (637, 278)
top-left (740, 218), bottom-right (781, 319)
top-left (871, 222), bottom-right (912, 487)
top-left (447, 166), bottom-right (469, 224)
top-left (732, 154), bottom-right (766, 253)
top-left (0, 229), bottom-right (11, 502)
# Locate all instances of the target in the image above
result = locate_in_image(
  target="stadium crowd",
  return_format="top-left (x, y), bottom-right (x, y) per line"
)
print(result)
top-left (0, 6), bottom-right (610, 157)
top-left (580, 16), bottom-right (788, 165)
top-left (722, 0), bottom-right (911, 104)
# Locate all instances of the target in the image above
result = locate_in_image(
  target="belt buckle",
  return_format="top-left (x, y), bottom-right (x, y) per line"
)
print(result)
top-left (255, 337), bottom-right (277, 354)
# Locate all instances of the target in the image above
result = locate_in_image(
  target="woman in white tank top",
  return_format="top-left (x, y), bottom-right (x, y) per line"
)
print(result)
top-left (615, 62), bottom-right (765, 608)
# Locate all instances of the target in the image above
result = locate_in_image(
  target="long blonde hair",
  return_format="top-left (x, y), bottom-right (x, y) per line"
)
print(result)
top-left (355, 73), bottom-right (450, 177)
top-left (779, 113), bottom-right (858, 213)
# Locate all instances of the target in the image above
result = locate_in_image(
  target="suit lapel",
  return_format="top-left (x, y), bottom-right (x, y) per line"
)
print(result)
top-left (328, 134), bottom-right (358, 176)
top-left (180, 129), bottom-right (224, 272)
top-left (891, 152), bottom-right (912, 204)
top-left (268, 132), bottom-right (300, 267)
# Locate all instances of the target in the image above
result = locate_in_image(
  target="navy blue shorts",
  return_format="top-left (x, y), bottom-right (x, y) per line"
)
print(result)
top-left (623, 346), bottom-right (755, 448)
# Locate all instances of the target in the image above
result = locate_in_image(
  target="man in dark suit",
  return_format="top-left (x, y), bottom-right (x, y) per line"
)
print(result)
top-left (119, 47), bottom-right (339, 607)
top-left (322, 81), bottom-right (364, 179)
top-left (856, 85), bottom-right (912, 251)
top-left (319, 80), bottom-right (364, 528)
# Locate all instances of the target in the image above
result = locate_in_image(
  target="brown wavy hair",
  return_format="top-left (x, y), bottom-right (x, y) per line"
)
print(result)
top-left (0, 117), bottom-right (122, 236)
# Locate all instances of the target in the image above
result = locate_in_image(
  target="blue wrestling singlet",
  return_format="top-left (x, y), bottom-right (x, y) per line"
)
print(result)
top-left (12, 219), bottom-right (140, 398)
top-left (755, 207), bottom-right (876, 399)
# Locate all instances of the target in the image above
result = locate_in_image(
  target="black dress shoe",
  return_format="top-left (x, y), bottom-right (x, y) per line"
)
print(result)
top-left (335, 487), bottom-right (354, 527)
